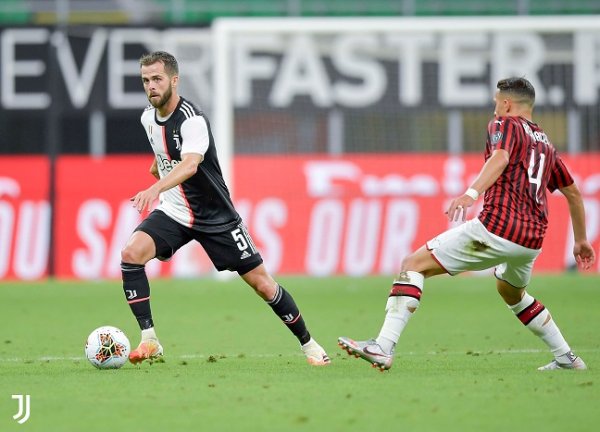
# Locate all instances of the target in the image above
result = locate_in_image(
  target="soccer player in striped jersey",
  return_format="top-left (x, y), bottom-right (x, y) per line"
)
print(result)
top-left (339, 77), bottom-right (595, 371)
top-left (121, 51), bottom-right (330, 366)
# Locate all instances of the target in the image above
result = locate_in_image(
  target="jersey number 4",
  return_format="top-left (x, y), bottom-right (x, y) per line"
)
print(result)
top-left (527, 149), bottom-right (546, 204)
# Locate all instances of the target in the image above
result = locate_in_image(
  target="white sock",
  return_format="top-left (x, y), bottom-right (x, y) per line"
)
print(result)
top-left (141, 327), bottom-right (158, 342)
top-left (509, 293), bottom-right (570, 357)
top-left (376, 271), bottom-right (424, 354)
top-left (301, 338), bottom-right (315, 348)
top-left (376, 296), bottom-right (419, 354)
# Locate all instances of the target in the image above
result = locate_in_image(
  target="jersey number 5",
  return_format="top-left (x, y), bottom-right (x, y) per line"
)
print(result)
top-left (231, 228), bottom-right (249, 251)
top-left (527, 149), bottom-right (546, 203)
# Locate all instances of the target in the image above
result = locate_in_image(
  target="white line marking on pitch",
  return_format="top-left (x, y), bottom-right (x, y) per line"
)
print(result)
top-left (1, 348), bottom-right (599, 362)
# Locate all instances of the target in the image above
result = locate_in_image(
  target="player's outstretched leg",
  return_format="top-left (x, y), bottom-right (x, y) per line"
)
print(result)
top-left (241, 264), bottom-right (330, 366)
top-left (504, 289), bottom-right (586, 371)
top-left (267, 284), bottom-right (331, 366)
top-left (338, 271), bottom-right (424, 371)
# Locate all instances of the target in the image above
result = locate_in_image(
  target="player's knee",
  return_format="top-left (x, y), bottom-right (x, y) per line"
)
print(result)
top-left (121, 245), bottom-right (147, 265)
top-left (400, 253), bottom-right (423, 273)
top-left (241, 265), bottom-right (277, 299)
top-left (400, 254), bottom-right (414, 271)
top-left (246, 275), bottom-right (277, 300)
top-left (400, 250), bottom-right (442, 278)
top-left (254, 281), bottom-right (277, 300)
top-left (496, 280), bottom-right (524, 305)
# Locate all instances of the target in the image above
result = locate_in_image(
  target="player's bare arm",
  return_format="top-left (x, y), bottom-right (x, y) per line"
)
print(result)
top-left (559, 183), bottom-right (596, 269)
top-left (447, 148), bottom-right (509, 222)
top-left (131, 152), bottom-right (204, 213)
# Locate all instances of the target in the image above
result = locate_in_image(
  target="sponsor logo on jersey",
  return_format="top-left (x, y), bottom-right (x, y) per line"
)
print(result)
top-left (156, 154), bottom-right (179, 172)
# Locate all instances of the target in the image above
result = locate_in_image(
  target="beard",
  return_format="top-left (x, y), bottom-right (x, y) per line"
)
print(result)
top-left (148, 85), bottom-right (173, 109)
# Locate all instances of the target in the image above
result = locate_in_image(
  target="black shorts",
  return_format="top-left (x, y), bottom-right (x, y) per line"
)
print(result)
top-left (135, 210), bottom-right (263, 275)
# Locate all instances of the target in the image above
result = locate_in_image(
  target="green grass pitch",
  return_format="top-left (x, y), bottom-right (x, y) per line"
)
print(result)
top-left (1, 273), bottom-right (599, 431)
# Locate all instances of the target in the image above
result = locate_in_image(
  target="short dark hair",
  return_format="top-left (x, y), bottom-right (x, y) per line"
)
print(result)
top-left (496, 77), bottom-right (535, 106)
top-left (139, 51), bottom-right (179, 76)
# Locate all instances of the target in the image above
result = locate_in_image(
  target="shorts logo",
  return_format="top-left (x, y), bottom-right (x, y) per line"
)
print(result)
top-left (240, 251), bottom-right (251, 260)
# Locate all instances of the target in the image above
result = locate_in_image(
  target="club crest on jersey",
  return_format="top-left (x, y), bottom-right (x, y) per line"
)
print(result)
top-left (173, 131), bottom-right (182, 151)
top-left (491, 131), bottom-right (503, 145)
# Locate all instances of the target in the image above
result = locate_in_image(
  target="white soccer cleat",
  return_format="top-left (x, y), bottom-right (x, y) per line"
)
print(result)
top-left (537, 351), bottom-right (587, 371)
top-left (301, 338), bottom-right (331, 366)
top-left (338, 337), bottom-right (393, 371)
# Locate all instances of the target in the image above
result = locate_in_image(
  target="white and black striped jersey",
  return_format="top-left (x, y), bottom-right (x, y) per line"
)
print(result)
top-left (140, 96), bottom-right (240, 233)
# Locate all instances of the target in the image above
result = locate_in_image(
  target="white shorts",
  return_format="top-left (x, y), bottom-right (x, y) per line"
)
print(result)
top-left (426, 219), bottom-right (542, 288)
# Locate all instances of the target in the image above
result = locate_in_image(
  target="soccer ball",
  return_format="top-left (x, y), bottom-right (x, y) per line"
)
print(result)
top-left (85, 326), bottom-right (130, 369)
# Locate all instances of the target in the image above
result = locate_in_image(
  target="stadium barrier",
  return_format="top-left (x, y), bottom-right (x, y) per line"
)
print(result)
top-left (1, 154), bottom-right (598, 280)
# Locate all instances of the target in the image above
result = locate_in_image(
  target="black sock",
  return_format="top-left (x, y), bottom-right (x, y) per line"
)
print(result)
top-left (267, 285), bottom-right (311, 345)
top-left (121, 262), bottom-right (153, 330)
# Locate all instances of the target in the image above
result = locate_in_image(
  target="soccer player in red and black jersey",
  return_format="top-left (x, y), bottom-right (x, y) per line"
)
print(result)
top-left (339, 77), bottom-right (595, 371)
top-left (121, 51), bottom-right (330, 366)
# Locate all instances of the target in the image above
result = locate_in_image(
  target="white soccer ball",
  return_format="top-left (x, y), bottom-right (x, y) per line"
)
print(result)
top-left (85, 326), bottom-right (130, 369)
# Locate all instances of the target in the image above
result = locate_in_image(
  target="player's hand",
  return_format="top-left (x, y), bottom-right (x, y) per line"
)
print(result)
top-left (446, 195), bottom-right (475, 222)
top-left (130, 185), bottom-right (160, 213)
top-left (573, 240), bottom-right (596, 270)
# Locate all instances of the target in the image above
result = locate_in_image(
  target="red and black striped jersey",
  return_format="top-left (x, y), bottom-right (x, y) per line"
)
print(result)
top-left (477, 116), bottom-right (573, 249)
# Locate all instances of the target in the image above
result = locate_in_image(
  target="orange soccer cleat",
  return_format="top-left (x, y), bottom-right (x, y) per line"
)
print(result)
top-left (128, 339), bottom-right (164, 365)
top-left (301, 338), bottom-right (331, 366)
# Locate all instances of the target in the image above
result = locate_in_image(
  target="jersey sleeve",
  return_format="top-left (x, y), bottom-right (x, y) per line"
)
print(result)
top-left (180, 116), bottom-right (210, 157)
top-left (547, 154), bottom-right (574, 192)
top-left (140, 107), bottom-right (152, 128)
top-left (488, 116), bottom-right (518, 155)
